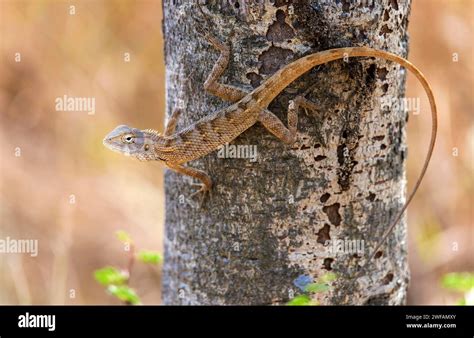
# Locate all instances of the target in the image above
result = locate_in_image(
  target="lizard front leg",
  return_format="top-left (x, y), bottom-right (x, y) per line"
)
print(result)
top-left (201, 31), bottom-right (248, 103)
top-left (163, 111), bottom-right (212, 202)
top-left (163, 34), bottom-right (244, 202)
top-left (166, 162), bottom-right (212, 199)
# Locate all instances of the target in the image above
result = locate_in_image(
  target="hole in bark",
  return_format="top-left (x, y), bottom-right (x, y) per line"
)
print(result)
top-left (300, 144), bottom-right (311, 150)
top-left (320, 193), bottom-right (331, 203)
top-left (381, 83), bottom-right (389, 93)
top-left (380, 25), bottom-right (392, 36)
top-left (342, 0), bottom-right (350, 12)
top-left (337, 144), bottom-right (347, 165)
top-left (337, 143), bottom-right (355, 191)
top-left (366, 192), bottom-right (376, 201)
top-left (390, 0), bottom-right (399, 10)
top-left (374, 251), bottom-right (383, 259)
top-left (323, 258), bottom-right (334, 270)
top-left (246, 72), bottom-right (263, 87)
top-left (266, 10), bottom-right (295, 43)
top-left (273, 0), bottom-right (292, 7)
top-left (258, 46), bottom-right (293, 75)
top-left (382, 273), bottom-right (394, 285)
top-left (276, 9), bottom-right (285, 21)
top-left (322, 203), bottom-right (341, 226)
top-left (365, 294), bottom-right (390, 305)
top-left (233, 0), bottom-right (240, 8)
top-left (377, 67), bottom-right (389, 81)
top-left (314, 155), bottom-right (327, 161)
top-left (380, 144), bottom-right (387, 150)
top-left (366, 63), bottom-right (376, 84)
top-left (372, 135), bottom-right (385, 141)
top-left (316, 224), bottom-right (331, 244)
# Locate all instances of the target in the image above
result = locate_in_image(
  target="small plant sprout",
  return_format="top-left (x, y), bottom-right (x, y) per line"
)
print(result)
top-left (441, 272), bottom-right (474, 305)
top-left (287, 272), bottom-right (337, 306)
top-left (94, 230), bottom-right (163, 305)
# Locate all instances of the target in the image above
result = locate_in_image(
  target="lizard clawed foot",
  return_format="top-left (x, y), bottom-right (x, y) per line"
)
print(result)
top-left (291, 96), bottom-right (322, 117)
top-left (193, 21), bottom-right (209, 39)
top-left (189, 182), bottom-right (212, 207)
top-left (193, 3), bottom-right (234, 49)
top-left (193, 19), bottom-right (229, 52)
top-left (165, 163), bottom-right (212, 207)
top-left (193, 3), bottom-right (213, 38)
top-left (291, 96), bottom-right (328, 147)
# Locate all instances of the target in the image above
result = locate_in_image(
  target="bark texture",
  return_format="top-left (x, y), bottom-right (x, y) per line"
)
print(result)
top-left (162, 0), bottom-right (411, 305)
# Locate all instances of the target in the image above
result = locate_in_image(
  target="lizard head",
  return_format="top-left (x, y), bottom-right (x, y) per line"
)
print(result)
top-left (103, 125), bottom-right (156, 160)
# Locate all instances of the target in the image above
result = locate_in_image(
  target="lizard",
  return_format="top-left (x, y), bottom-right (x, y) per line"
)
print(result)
top-left (103, 29), bottom-right (437, 272)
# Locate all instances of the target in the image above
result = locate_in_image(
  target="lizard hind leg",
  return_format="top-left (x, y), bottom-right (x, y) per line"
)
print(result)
top-left (258, 95), bottom-right (309, 145)
top-left (259, 95), bottom-right (326, 146)
top-left (258, 109), bottom-right (296, 145)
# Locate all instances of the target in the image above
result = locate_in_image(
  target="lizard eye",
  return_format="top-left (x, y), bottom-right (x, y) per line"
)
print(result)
top-left (123, 135), bottom-right (134, 143)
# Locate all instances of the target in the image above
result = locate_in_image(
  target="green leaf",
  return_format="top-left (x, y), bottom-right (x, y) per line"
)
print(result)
top-left (137, 250), bottom-right (162, 265)
top-left (116, 230), bottom-right (133, 244)
top-left (466, 290), bottom-right (474, 305)
top-left (304, 283), bottom-right (330, 293)
top-left (287, 294), bottom-right (311, 306)
top-left (441, 272), bottom-right (474, 292)
top-left (319, 272), bottom-right (337, 283)
top-left (94, 267), bottom-right (128, 286)
top-left (107, 285), bottom-right (141, 305)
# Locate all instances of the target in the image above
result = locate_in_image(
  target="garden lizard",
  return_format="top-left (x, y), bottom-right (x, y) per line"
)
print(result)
top-left (103, 32), bottom-right (437, 269)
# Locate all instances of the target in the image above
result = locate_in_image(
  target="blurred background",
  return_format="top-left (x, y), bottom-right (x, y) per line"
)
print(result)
top-left (0, 0), bottom-right (472, 305)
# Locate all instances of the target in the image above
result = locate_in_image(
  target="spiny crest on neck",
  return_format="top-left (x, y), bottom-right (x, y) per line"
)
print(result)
top-left (143, 128), bottom-right (160, 135)
top-left (143, 128), bottom-right (162, 140)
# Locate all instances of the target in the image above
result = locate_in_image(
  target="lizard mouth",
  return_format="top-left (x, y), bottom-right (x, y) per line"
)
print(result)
top-left (103, 137), bottom-right (132, 157)
top-left (102, 137), bottom-right (115, 150)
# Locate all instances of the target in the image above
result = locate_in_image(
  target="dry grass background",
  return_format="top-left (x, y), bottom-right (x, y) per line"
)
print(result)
top-left (0, 0), bottom-right (472, 305)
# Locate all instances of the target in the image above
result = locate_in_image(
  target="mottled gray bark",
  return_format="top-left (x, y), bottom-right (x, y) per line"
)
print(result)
top-left (162, 0), bottom-right (411, 305)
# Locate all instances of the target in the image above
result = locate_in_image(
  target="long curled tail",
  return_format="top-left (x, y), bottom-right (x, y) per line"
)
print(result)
top-left (258, 47), bottom-right (437, 274)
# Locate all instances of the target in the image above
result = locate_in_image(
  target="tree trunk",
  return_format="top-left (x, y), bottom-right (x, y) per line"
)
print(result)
top-left (162, 0), bottom-right (411, 305)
